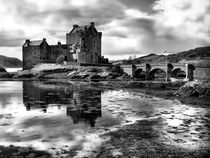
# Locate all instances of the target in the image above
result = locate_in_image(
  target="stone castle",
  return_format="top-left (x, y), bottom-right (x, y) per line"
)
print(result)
top-left (22, 22), bottom-right (108, 70)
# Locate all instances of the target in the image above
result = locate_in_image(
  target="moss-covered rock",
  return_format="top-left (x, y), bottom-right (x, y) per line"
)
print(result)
top-left (175, 81), bottom-right (210, 97)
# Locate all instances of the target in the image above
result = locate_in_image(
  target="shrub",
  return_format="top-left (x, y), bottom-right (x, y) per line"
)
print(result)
top-left (112, 65), bottom-right (124, 74)
top-left (56, 55), bottom-right (65, 64)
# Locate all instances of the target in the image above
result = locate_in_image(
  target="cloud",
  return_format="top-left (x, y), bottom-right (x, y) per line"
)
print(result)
top-left (119, 0), bottom-right (157, 14)
top-left (0, 29), bottom-right (25, 47)
top-left (153, 0), bottom-right (210, 42)
top-left (0, 0), bottom-right (209, 60)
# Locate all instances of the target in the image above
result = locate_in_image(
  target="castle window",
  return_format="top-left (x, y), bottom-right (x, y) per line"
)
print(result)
top-left (93, 41), bottom-right (97, 48)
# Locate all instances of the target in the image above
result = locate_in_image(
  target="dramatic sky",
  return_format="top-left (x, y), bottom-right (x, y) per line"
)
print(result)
top-left (0, 0), bottom-right (209, 60)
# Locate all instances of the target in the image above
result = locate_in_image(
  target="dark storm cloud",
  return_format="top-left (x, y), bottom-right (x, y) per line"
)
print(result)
top-left (122, 18), bottom-right (156, 34)
top-left (0, 30), bottom-right (25, 47)
top-left (55, 0), bottom-right (126, 26)
top-left (12, 0), bottom-right (125, 32)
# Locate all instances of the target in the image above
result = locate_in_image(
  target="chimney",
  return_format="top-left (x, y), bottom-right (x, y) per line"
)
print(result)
top-left (43, 38), bottom-right (46, 42)
top-left (99, 32), bottom-right (102, 38)
top-left (57, 41), bottom-right (61, 45)
top-left (90, 22), bottom-right (94, 27)
top-left (73, 24), bottom-right (78, 29)
top-left (26, 39), bottom-right (30, 46)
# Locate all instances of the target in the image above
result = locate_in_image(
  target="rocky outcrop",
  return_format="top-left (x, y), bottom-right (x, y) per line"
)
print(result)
top-left (0, 66), bottom-right (6, 72)
top-left (0, 63), bottom-right (128, 81)
top-left (13, 70), bottom-right (36, 78)
top-left (67, 65), bottom-right (126, 81)
top-left (174, 81), bottom-right (210, 97)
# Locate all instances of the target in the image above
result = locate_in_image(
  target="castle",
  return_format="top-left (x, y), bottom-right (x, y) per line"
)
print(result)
top-left (22, 22), bottom-right (108, 70)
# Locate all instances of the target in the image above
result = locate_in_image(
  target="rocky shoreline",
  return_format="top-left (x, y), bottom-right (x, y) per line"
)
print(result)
top-left (1, 63), bottom-right (210, 99)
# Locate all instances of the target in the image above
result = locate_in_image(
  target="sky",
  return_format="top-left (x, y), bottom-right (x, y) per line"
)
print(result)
top-left (0, 0), bottom-right (209, 60)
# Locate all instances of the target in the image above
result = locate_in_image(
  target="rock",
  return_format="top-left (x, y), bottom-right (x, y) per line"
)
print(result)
top-left (13, 70), bottom-right (35, 78)
top-left (117, 74), bottom-right (132, 80)
top-left (0, 72), bottom-right (14, 78)
top-left (89, 74), bottom-right (102, 80)
top-left (196, 86), bottom-right (207, 96)
top-left (27, 153), bottom-right (37, 158)
top-left (100, 71), bottom-right (110, 78)
top-left (87, 67), bottom-right (101, 73)
top-left (67, 71), bottom-right (77, 76)
top-left (205, 89), bottom-right (210, 97)
top-left (0, 67), bottom-right (6, 72)
top-left (112, 65), bottom-right (124, 75)
top-left (174, 81), bottom-right (210, 97)
top-left (111, 72), bottom-right (122, 77)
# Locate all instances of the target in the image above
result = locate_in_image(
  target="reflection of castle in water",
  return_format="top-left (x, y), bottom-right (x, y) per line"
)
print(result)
top-left (23, 81), bottom-right (102, 127)
top-left (67, 90), bottom-right (102, 127)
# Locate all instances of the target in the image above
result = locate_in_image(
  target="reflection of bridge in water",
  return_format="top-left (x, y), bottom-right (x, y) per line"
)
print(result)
top-left (23, 81), bottom-right (102, 127)
top-left (121, 63), bottom-right (200, 81)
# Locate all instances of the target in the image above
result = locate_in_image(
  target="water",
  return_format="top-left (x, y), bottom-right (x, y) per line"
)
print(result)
top-left (5, 68), bottom-right (22, 72)
top-left (0, 81), bottom-right (209, 157)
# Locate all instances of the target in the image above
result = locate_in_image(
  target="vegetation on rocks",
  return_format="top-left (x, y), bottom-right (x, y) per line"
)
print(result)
top-left (0, 145), bottom-right (51, 158)
top-left (175, 80), bottom-right (210, 97)
top-left (56, 55), bottom-right (65, 64)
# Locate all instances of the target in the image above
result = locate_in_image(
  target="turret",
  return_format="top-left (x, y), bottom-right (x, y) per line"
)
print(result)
top-left (73, 24), bottom-right (78, 29)
top-left (25, 39), bottom-right (30, 46)
top-left (90, 22), bottom-right (94, 27)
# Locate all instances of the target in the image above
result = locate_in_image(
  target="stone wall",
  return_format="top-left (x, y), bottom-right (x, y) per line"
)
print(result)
top-left (66, 33), bottom-right (80, 45)
top-left (48, 45), bottom-right (73, 62)
top-left (66, 23), bottom-right (102, 64)
top-left (194, 66), bottom-right (210, 81)
top-left (22, 46), bottom-right (41, 70)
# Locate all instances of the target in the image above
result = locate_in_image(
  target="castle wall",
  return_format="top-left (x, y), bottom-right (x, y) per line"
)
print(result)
top-left (22, 46), bottom-right (41, 70)
top-left (66, 23), bottom-right (102, 64)
top-left (194, 66), bottom-right (210, 81)
top-left (48, 45), bottom-right (74, 62)
top-left (77, 51), bottom-right (92, 63)
top-left (66, 33), bottom-right (80, 45)
top-left (40, 42), bottom-right (49, 61)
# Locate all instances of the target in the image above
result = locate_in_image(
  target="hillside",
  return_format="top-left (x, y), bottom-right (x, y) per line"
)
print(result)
top-left (0, 55), bottom-right (22, 68)
top-left (118, 46), bottom-right (210, 65)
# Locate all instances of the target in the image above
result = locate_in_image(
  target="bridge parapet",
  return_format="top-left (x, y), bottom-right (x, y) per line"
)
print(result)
top-left (121, 63), bottom-right (197, 81)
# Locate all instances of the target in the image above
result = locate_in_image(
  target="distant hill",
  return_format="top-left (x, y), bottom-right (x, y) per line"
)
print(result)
top-left (116, 46), bottom-right (210, 65)
top-left (0, 55), bottom-right (22, 68)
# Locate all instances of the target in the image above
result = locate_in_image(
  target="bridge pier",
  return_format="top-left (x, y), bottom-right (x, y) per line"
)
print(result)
top-left (145, 64), bottom-right (151, 80)
top-left (132, 65), bottom-right (137, 77)
top-left (185, 64), bottom-right (195, 81)
top-left (166, 63), bottom-right (173, 82)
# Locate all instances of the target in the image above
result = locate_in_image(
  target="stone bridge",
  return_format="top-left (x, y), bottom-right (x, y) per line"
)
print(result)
top-left (121, 63), bottom-right (195, 81)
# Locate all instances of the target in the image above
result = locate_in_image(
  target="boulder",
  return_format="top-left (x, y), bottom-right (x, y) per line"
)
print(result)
top-left (88, 74), bottom-right (102, 81)
top-left (0, 67), bottom-right (6, 72)
top-left (117, 74), bottom-right (132, 80)
top-left (100, 71), bottom-right (110, 78)
top-left (174, 81), bottom-right (210, 97)
top-left (13, 70), bottom-right (35, 78)
top-left (0, 72), bottom-right (14, 78)
top-left (205, 89), bottom-right (210, 97)
top-left (112, 65), bottom-right (124, 75)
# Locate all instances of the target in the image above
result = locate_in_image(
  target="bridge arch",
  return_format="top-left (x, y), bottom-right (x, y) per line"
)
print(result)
top-left (148, 68), bottom-right (166, 81)
top-left (134, 68), bottom-right (145, 79)
top-left (171, 68), bottom-right (186, 79)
